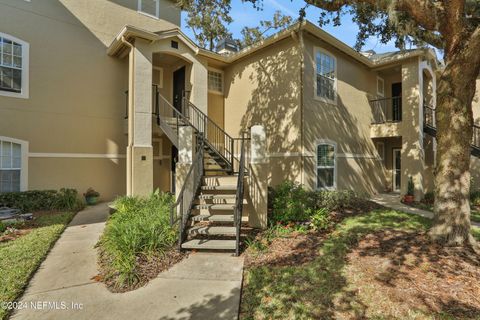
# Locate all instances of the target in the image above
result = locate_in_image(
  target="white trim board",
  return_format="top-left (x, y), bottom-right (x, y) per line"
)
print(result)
top-left (29, 153), bottom-right (126, 159)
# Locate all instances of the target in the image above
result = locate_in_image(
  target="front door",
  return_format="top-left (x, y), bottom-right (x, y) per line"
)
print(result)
top-left (393, 148), bottom-right (401, 192)
top-left (173, 66), bottom-right (185, 113)
top-left (392, 82), bottom-right (402, 121)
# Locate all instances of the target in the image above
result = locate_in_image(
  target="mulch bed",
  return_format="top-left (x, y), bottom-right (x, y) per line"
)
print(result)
top-left (0, 211), bottom-right (66, 243)
top-left (96, 248), bottom-right (187, 293)
top-left (244, 200), bottom-right (382, 268)
top-left (346, 229), bottom-right (480, 318)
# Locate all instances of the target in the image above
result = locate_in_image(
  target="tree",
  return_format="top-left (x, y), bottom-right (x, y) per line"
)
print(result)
top-left (179, 0), bottom-right (233, 51)
top-left (287, 0), bottom-right (480, 248)
top-left (237, 11), bottom-right (293, 49)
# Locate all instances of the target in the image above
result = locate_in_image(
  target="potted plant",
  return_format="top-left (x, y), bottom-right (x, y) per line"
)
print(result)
top-left (403, 177), bottom-right (415, 204)
top-left (84, 188), bottom-right (100, 205)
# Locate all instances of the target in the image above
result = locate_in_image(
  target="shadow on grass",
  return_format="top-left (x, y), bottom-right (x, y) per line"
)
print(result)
top-left (241, 210), bottom-right (480, 319)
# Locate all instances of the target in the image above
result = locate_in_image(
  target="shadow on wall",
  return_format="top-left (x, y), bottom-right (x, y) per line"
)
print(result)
top-left (158, 287), bottom-right (241, 320)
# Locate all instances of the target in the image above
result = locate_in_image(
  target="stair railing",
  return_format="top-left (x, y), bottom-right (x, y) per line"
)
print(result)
top-left (234, 131), bottom-right (248, 256)
top-left (170, 134), bottom-right (205, 249)
top-left (182, 97), bottom-right (235, 172)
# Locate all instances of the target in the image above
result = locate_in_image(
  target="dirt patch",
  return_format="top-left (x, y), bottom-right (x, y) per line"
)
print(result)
top-left (97, 248), bottom-right (187, 293)
top-left (344, 229), bottom-right (480, 318)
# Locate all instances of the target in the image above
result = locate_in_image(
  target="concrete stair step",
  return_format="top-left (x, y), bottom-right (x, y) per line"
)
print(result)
top-left (181, 239), bottom-right (236, 250)
top-left (201, 185), bottom-right (237, 191)
top-left (193, 204), bottom-right (235, 210)
top-left (188, 226), bottom-right (236, 236)
top-left (198, 194), bottom-right (236, 200)
top-left (191, 214), bottom-right (234, 222)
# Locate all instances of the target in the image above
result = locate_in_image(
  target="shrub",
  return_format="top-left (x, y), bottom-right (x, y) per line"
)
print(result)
top-left (0, 189), bottom-right (82, 212)
top-left (98, 190), bottom-right (176, 287)
top-left (423, 191), bottom-right (435, 205)
top-left (270, 181), bottom-right (311, 224)
top-left (0, 221), bottom-right (6, 233)
top-left (471, 190), bottom-right (480, 207)
top-left (309, 189), bottom-right (360, 211)
top-left (407, 176), bottom-right (415, 196)
top-left (310, 208), bottom-right (331, 231)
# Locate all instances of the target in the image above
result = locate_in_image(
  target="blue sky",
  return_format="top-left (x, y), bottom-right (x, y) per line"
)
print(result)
top-left (181, 0), bottom-right (398, 53)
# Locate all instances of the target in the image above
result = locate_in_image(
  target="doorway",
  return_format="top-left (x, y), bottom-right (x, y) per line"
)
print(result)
top-left (393, 148), bottom-right (401, 192)
top-left (173, 66), bottom-right (185, 113)
top-left (392, 82), bottom-right (402, 121)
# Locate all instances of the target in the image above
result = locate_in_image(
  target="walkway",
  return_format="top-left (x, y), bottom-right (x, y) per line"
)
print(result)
top-left (371, 193), bottom-right (480, 227)
top-left (12, 203), bottom-right (244, 320)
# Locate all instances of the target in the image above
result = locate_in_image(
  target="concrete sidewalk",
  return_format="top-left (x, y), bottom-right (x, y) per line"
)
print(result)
top-left (12, 203), bottom-right (244, 320)
top-left (371, 193), bottom-right (480, 227)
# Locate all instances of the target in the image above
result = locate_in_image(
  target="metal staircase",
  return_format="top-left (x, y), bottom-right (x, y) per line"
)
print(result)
top-left (423, 105), bottom-right (480, 157)
top-left (147, 86), bottom-right (248, 255)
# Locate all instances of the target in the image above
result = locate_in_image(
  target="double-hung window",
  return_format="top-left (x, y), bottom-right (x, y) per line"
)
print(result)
top-left (315, 48), bottom-right (337, 103)
top-left (316, 142), bottom-right (336, 189)
top-left (0, 140), bottom-right (22, 193)
top-left (0, 33), bottom-right (29, 98)
top-left (138, 0), bottom-right (160, 18)
top-left (208, 69), bottom-right (223, 94)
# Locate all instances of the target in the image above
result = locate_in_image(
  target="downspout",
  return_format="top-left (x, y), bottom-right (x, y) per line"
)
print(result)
top-left (121, 36), bottom-right (135, 196)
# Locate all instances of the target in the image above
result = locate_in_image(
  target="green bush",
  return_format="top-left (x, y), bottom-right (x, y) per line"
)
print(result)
top-left (471, 191), bottom-right (480, 207)
top-left (423, 191), bottom-right (435, 204)
top-left (310, 208), bottom-right (331, 231)
top-left (98, 190), bottom-right (176, 287)
top-left (309, 189), bottom-right (360, 211)
top-left (270, 181), bottom-right (312, 224)
top-left (270, 180), bottom-right (362, 226)
top-left (0, 221), bottom-right (6, 233)
top-left (0, 189), bottom-right (82, 212)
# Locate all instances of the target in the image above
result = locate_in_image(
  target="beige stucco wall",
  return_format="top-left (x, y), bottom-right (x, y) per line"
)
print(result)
top-left (223, 37), bottom-right (302, 186)
top-left (302, 32), bottom-right (386, 194)
top-left (0, 0), bottom-right (180, 200)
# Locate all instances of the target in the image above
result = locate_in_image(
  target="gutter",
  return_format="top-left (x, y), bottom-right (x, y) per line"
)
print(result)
top-left (121, 36), bottom-right (134, 195)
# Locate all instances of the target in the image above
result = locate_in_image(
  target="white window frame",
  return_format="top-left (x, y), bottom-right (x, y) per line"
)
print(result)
top-left (377, 76), bottom-right (385, 97)
top-left (153, 66), bottom-right (163, 89)
top-left (137, 0), bottom-right (160, 19)
top-left (0, 136), bottom-right (28, 192)
top-left (314, 47), bottom-right (337, 105)
top-left (315, 139), bottom-right (337, 190)
top-left (208, 67), bottom-right (224, 95)
top-left (375, 141), bottom-right (385, 161)
top-left (0, 32), bottom-right (29, 99)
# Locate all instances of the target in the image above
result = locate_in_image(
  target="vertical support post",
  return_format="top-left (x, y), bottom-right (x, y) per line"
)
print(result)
top-left (247, 125), bottom-right (268, 228)
top-left (175, 126), bottom-right (194, 201)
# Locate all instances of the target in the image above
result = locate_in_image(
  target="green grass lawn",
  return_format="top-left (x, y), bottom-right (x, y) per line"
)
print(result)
top-left (241, 209), bottom-right (480, 320)
top-left (0, 213), bottom-right (74, 320)
top-left (471, 210), bottom-right (480, 223)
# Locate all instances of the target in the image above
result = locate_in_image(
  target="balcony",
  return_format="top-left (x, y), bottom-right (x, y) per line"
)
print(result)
top-left (370, 96), bottom-right (402, 138)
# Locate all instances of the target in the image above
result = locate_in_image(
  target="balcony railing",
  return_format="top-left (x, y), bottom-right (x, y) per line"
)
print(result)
top-left (370, 96), bottom-right (402, 124)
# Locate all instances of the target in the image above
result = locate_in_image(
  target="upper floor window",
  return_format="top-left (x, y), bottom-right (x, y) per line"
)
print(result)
top-left (316, 141), bottom-right (336, 189)
top-left (138, 0), bottom-right (160, 19)
top-left (377, 76), bottom-right (385, 97)
top-left (208, 69), bottom-right (223, 94)
top-left (315, 47), bottom-right (337, 104)
top-left (0, 33), bottom-right (29, 99)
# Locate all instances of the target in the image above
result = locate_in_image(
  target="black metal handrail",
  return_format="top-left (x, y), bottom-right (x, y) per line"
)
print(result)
top-left (370, 96), bottom-right (402, 124)
top-left (170, 134), bottom-right (205, 248)
top-left (182, 97), bottom-right (235, 173)
top-left (234, 131), bottom-right (247, 256)
top-left (423, 105), bottom-right (480, 149)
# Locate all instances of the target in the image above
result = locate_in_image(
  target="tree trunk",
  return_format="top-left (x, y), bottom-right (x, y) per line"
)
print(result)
top-left (430, 51), bottom-right (478, 246)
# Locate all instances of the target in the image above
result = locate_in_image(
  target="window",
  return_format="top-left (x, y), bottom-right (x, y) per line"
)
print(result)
top-left (208, 69), bottom-right (223, 94)
top-left (316, 142), bottom-right (336, 189)
top-left (377, 76), bottom-right (385, 97)
top-left (375, 142), bottom-right (385, 161)
top-left (0, 33), bottom-right (29, 98)
top-left (138, 0), bottom-right (159, 18)
top-left (0, 140), bottom-right (22, 193)
top-left (315, 48), bottom-right (336, 103)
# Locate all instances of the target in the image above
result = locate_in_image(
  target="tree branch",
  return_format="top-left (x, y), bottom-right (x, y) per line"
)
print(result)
top-left (304, 0), bottom-right (443, 31)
